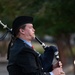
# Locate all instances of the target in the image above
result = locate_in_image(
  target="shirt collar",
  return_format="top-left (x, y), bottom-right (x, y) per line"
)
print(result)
top-left (19, 38), bottom-right (32, 47)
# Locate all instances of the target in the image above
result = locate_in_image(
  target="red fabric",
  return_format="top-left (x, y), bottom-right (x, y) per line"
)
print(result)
top-left (32, 45), bottom-right (34, 49)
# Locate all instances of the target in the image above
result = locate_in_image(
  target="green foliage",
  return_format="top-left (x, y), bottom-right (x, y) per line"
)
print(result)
top-left (34, 0), bottom-right (75, 36)
top-left (0, 0), bottom-right (45, 27)
top-left (0, 0), bottom-right (75, 37)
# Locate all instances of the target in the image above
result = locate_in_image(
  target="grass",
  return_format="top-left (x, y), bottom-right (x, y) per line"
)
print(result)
top-left (32, 42), bottom-right (54, 53)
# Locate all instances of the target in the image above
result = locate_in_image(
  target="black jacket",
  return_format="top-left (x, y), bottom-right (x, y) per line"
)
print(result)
top-left (7, 38), bottom-right (51, 75)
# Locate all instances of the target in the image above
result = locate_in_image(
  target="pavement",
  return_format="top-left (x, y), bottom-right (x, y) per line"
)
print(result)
top-left (63, 64), bottom-right (74, 75)
top-left (0, 63), bottom-right (8, 75)
top-left (0, 56), bottom-right (74, 75)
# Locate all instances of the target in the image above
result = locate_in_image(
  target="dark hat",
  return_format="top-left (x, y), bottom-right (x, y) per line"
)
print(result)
top-left (12, 16), bottom-right (33, 36)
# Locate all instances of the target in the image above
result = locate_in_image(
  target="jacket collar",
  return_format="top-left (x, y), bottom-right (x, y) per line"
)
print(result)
top-left (16, 38), bottom-right (39, 57)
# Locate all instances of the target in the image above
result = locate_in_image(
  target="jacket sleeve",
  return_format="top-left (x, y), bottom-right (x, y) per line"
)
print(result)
top-left (39, 46), bottom-right (54, 72)
top-left (16, 50), bottom-right (50, 75)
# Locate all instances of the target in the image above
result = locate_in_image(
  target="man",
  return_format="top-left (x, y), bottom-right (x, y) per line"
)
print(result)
top-left (7, 16), bottom-right (64, 75)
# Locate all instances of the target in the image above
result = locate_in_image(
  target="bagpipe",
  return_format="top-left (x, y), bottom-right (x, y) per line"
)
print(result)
top-left (0, 20), bottom-right (65, 74)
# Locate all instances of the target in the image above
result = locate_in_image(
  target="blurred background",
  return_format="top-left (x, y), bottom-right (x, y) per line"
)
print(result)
top-left (0, 0), bottom-right (75, 75)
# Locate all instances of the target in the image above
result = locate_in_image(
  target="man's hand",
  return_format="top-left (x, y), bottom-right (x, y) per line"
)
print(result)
top-left (53, 61), bottom-right (60, 69)
top-left (52, 67), bottom-right (65, 75)
top-left (52, 61), bottom-right (65, 75)
top-left (53, 61), bottom-right (62, 69)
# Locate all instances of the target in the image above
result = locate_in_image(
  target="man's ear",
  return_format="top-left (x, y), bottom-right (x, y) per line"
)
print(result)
top-left (19, 29), bottom-right (25, 34)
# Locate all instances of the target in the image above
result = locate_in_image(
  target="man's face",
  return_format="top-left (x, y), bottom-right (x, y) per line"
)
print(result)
top-left (20, 23), bottom-right (35, 40)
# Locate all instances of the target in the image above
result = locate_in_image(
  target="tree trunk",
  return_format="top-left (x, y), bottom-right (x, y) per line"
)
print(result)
top-left (56, 37), bottom-right (67, 66)
top-left (66, 34), bottom-right (75, 75)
